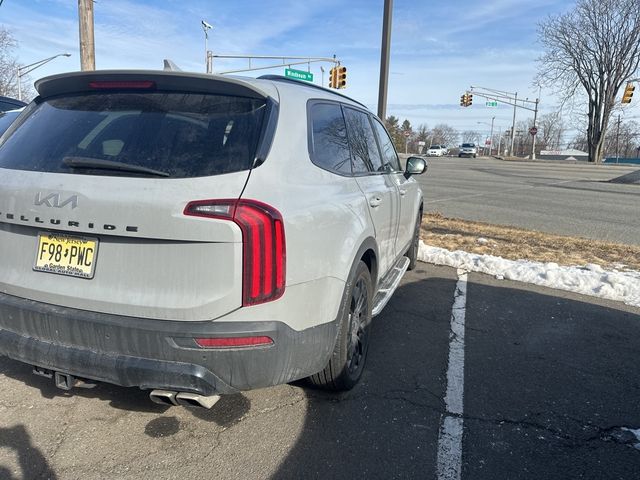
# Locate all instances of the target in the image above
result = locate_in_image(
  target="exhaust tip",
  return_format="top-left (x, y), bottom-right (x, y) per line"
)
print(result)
top-left (175, 392), bottom-right (221, 409)
top-left (149, 389), bottom-right (179, 406)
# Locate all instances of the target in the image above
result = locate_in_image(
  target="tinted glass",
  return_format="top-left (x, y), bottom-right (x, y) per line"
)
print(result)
top-left (371, 117), bottom-right (401, 172)
top-left (0, 93), bottom-right (267, 178)
top-left (0, 111), bottom-right (20, 137)
top-left (308, 103), bottom-right (351, 175)
top-left (462, 143), bottom-right (475, 148)
top-left (343, 108), bottom-right (384, 174)
top-left (0, 100), bottom-right (23, 112)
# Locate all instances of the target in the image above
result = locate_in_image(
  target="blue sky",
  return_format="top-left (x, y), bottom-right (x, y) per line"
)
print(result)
top-left (3, 0), bottom-right (632, 142)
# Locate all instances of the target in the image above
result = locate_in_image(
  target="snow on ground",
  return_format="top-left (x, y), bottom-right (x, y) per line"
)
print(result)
top-left (418, 241), bottom-right (640, 308)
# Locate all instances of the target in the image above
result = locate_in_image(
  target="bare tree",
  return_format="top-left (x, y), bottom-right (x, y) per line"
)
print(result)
top-left (461, 130), bottom-right (479, 144)
top-left (431, 123), bottom-right (459, 147)
top-left (569, 134), bottom-right (589, 151)
top-left (0, 27), bottom-right (19, 98)
top-left (416, 124), bottom-right (429, 143)
top-left (603, 118), bottom-right (640, 158)
top-left (538, 112), bottom-right (564, 151)
top-left (537, 0), bottom-right (640, 163)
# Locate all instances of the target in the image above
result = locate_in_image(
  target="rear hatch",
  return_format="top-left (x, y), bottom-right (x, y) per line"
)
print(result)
top-left (0, 71), bottom-right (277, 321)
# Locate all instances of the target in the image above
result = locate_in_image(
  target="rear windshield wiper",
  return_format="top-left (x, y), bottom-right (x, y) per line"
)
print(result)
top-left (62, 156), bottom-right (170, 177)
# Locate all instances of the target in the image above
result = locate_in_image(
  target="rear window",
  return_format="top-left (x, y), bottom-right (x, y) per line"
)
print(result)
top-left (462, 143), bottom-right (475, 148)
top-left (0, 92), bottom-right (267, 178)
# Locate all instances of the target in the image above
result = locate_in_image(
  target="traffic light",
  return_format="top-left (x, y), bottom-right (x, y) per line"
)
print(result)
top-left (460, 93), bottom-right (472, 107)
top-left (336, 66), bottom-right (347, 89)
top-left (622, 82), bottom-right (635, 104)
top-left (328, 66), bottom-right (347, 89)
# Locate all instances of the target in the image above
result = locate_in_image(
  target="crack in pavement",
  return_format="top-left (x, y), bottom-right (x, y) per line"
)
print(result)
top-left (463, 412), bottom-right (640, 450)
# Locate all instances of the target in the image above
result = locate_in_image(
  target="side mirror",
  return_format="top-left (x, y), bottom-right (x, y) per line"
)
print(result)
top-left (405, 156), bottom-right (428, 178)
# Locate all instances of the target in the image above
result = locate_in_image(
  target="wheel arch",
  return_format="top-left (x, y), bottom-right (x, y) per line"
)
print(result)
top-left (350, 237), bottom-right (379, 292)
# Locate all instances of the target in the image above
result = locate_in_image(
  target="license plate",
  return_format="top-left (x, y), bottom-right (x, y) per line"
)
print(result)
top-left (34, 232), bottom-right (99, 279)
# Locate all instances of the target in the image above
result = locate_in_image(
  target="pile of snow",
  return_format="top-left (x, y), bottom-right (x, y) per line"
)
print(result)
top-left (418, 241), bottom-right (640, 307)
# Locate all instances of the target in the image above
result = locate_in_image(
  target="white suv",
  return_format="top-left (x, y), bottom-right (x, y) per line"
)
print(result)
top-left (0, 71), bottom-right (426, 408)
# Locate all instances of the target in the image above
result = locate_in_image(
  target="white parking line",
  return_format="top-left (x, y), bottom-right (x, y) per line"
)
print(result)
top-left (436, 268), bottom-right (468, 480)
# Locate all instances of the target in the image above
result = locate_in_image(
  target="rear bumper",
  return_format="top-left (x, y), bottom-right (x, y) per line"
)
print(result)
top-left (0, 292), bottom-right (338, 395)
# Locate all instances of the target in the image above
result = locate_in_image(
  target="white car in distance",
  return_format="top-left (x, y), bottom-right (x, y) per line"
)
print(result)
top-left (426, 145), bottom-right (446, 156)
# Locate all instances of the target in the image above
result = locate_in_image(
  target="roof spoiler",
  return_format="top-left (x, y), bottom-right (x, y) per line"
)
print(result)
top-left (35, 70), bottom-right (271, 100)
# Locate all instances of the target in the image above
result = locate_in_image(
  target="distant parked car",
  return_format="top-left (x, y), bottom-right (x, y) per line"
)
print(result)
top-left (0, 96), bottom-right (27, 112)
top-left (0, 108), bottom-right (23, 137)
top-left (459, 143), bottom-right (477, 158)
top-left (426, 145), bottom-right (444, 156)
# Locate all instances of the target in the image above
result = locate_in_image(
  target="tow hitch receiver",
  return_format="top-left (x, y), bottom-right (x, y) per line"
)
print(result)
top-left (55, 372), bottom-right (75, 390)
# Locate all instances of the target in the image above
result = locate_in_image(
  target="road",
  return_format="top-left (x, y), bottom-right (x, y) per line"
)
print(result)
top-left (415, 157), bottom-right (640, 245)
top-left (1, 265), bottom-right (639, 479)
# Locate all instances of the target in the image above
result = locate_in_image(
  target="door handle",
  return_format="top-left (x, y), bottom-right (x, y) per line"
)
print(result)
top-left (369, 196), bottom-right (382, 208)
top-left (399, 189), bottom-right (407, 196)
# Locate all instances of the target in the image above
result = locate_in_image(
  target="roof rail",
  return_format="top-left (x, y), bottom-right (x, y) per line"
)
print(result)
top-left (257, 74), bottom-right (369, 110)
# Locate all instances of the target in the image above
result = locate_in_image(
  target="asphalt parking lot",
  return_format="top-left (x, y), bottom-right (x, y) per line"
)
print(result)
top-left (1, 264), bottom-right (639, 479)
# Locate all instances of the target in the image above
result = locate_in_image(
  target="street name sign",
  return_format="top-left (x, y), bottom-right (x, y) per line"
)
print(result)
top-left (285, 68), bottom-right (313, 82)
top-left (485, 101), bottom-right (498, 107)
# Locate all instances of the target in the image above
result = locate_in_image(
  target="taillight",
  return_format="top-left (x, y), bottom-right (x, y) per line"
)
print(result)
top-left (89, 80), bottom-right (156, 90)
top-left (194, 336), bottom-right (274, 348)
top-left (184, 199), bottom-right (286, 306)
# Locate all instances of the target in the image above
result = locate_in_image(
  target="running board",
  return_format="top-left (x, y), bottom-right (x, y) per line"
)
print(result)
top-left (372, 256), bottom-right (410, 316)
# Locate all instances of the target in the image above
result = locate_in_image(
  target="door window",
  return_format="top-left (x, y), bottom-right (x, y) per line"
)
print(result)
top-left (343, 107), bottom-right (384, 174)
top-left (371, 118), bottom-right (401, 172)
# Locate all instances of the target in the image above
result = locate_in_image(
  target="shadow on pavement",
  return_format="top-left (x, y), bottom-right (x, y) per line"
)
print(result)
top-left (273, 269), bottom-right (458, 479)
top-left (273, 271), bottom-right (640, 480)
top-left (0, 424), bottom-right (57, 480)
top-left (0, 353), bottom-right (251, 426)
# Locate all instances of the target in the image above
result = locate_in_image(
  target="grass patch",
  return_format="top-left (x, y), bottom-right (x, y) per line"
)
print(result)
top-left (421, 212), bottom-right (640, 271)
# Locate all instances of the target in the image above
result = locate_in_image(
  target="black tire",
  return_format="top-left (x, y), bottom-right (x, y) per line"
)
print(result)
top-left (406, 210), bottom-right (422, 270)
top-left (473, 154), bottom-right (477, 158)
top-left (308, 261), bottom-right (372, 391)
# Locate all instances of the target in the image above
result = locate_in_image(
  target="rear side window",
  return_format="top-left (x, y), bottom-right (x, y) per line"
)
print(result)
top-left (308, 102), bottom-right (352, 175)
top-left (0, 92), bottom-right (267, 178)
top-left (371, 117), bottom-right (401, 172)
top-left (343, 107), bottom-right (384, 174)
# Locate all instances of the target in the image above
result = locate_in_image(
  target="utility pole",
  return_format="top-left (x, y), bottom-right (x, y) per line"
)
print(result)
top-left (615, 114), bottom-right (621, 163)
top-left (78, 0), bottom-right (95, 71)
top-left (531, 96), bottom-right (540, 160)
top-left (489, 116), bottom-right (495, 156)
top-left (202, 20), bottom-right (213, 73)
top-left (510, 92), bottom-right (517, 156)
top-left (377, 0), bottom-right (393, 120)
